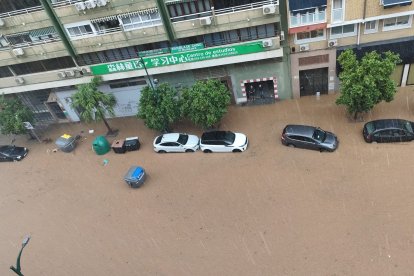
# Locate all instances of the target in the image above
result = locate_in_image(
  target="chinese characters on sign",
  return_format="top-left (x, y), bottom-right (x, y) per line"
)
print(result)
top-left (91, 42), bottom-right (265, 75)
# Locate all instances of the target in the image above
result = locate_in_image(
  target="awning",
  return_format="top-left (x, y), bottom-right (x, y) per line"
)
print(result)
top-left (289, 0), bottom-right (327, 11)
top-left (120, 8), bottom-right (158, 18)
top-left (29, 27), bottom-right (56, 37)
top-left (289, 23), bottom-right (327, 34)
top-left (91, 15), bottom-right (118, 23)
top-left (383, 0), bottom-right (412, 8)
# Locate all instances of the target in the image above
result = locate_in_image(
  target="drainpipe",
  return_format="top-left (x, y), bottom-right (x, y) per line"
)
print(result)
top-left (39, 0), bottom-right (79, 66)
top-left (358, 0), bottom-right (368, 46)
top-left (155, 0), bottom-right (176, 42)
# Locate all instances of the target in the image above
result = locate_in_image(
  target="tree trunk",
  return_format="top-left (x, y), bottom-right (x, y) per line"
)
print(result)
top-left (102, 117), bottom-right (113, 134)
top-left (353, 111), bottom-right (359, 121)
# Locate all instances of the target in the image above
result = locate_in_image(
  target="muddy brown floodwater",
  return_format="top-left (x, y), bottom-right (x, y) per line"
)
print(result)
top-left (2, 87), bottom-right (414, 275)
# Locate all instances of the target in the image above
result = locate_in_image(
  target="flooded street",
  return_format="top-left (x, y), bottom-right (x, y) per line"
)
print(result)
top-left (2, 87), bottom-right (414, 275)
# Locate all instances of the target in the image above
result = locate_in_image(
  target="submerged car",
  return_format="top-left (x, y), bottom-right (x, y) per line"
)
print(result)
top-left (200, 130), bottom-right (248, 153)
top-left (281, 125), bottom-right (338, 152)
top-left (0, 145), bottom-right (29, 161)
top-left (153, 133), bottom-right (199, 153)
top-left (363, 119), bottom-right (414, 143)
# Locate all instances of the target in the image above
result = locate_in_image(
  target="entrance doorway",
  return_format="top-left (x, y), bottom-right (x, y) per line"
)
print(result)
top-left (299, 68), bottom-right (328, 97)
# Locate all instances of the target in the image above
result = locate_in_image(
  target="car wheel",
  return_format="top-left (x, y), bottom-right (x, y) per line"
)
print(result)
top-left (158, 150), bottom-right (166, 153)
top-left (319, 148), bottom-right (325, 152)
top-left (288, 144), bottom-right (295, 148)
top-left (203, 149), bottom-right (212, 153)
top-left (232, 149), bottom-right (242, 153)
top-left (185, 149), bottom-right (195, 153)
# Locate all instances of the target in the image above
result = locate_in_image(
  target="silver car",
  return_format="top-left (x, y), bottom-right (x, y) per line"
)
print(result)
top-left (281, 125), bottom-right (338, 152)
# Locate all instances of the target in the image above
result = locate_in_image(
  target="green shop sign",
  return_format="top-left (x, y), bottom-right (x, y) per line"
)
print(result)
top-left (91, 42), bottom-right (265, 75)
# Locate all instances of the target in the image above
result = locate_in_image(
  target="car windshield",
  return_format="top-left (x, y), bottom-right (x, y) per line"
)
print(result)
top-left (404, 121), bottom-right (414, 133)
top-left (177, 134), bottom-right (189, 145)
top-left (224, 132), bottom-right (236, 143)
top-left (312, 129), bottom-right (326, 142)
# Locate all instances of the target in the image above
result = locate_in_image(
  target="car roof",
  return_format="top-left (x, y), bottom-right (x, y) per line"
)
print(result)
top-left (366, 119), bottom-right (411, 130)
top-left (284, 125), bottom-right (315, 137)
top-left (201, 131), bottom-right (229, 140)
top-left (160, 133), bottom-right (180, 142)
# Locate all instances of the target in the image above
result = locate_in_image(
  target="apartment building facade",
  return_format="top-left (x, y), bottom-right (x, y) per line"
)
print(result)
top-left (287, 0), bottom-right (414, 98)
top-left (0, 0), bottom-right (288, 124)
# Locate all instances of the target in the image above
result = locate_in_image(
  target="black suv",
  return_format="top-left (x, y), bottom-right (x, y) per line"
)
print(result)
top-left (363, 119), bottom-right (414, 143)
top-left (281, 125), bottom-right (338, 152)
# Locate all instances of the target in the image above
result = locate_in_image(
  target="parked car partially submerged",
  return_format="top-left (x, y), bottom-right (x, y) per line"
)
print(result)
top-left (200, 131), bottom-right (248, 153)
top-left (281, 125), bottom-right (338, 152)
top-left (153, 133), bottom-right (199, 153)
top-left (0, 145), bottom-right (29, 161)
top-left (363, 119), bottom-right (414, 143)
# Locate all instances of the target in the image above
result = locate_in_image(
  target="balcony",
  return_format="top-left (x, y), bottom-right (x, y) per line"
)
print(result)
top-left (290, 10), bottom-right (326, 27)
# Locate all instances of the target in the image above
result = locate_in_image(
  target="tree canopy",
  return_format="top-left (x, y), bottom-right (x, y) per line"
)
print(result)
top-left (0, 95), bottom-right (34, 136)
top-left (336, 49), bottom-right (401, 120)
top-left (71, 77), bottom-right (117, 134)
top-left (137, 83), bottom-right (181, 132)
top-left (180, 79), bottom-right (231, 129)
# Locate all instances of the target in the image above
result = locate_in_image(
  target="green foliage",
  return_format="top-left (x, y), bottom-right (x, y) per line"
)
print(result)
top-left (137, 83), bottom-right (181, 132)
top-left (0, 95), bottom-right (34, 135)
top-left (71, 77), bottom-right (117, 132)
top-left (180, 79), bottom-right (231, 129)
top-left (336, 49), bottom-right (401, 119)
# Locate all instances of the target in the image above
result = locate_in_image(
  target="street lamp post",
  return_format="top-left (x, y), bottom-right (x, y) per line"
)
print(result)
top-left (10, 235), bottom-right (31, 276)
top-left (138, 54), bottom-right (155, 91)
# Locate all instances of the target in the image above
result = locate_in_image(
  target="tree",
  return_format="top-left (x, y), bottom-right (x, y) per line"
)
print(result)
top-left (137, 83), bottom-right (181, 132)
top-left (181, 79), bottom-right (231, 129)
top-left (0, 95), bottom-right (34, 137)
top-left (71, 77), bottom-right (117, 135)
top-left (336, 49), bottom-right (401, 120)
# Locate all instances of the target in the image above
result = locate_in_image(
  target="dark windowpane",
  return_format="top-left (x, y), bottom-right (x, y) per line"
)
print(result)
top-left (11, 56), bottom-right (75, 75)
top-left (0, 0), bottom-right (41, 14)
top-left (0, 66), bottom-right (13, 78)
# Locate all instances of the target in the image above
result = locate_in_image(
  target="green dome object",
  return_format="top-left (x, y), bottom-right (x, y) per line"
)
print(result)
top-left (92, 135), bottom-right (111, 155)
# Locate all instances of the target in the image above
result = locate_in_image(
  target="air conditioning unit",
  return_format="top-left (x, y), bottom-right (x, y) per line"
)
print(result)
top-left (15, 77), bottom-right (25, 85)
top-left (199, 17), bottom-right (212, 26)
top-left (96, 0), bottom-right (107, 7)
top-left (0, 18), bottom-right (5, 27)
top-left (262, 39), bottom-right (273, 48)
top-left (299, 44), bottom-right (309, 51)
top-left (280, 30), bottom-right (285, 41)
top-left (12, 48), bottom-right (24, 56)
top-left (84, 0), bottom-right (97, 9)
top-left (263, 4), bottom-right (276, 15)
top-left (328, 39), bottom-right (338, 48)
top-left (74, 2), bottom-right (86, 11)
top-left (65, 70), bottom-right (76, 77)
top-left (57, 71), bottom-right (67, 79)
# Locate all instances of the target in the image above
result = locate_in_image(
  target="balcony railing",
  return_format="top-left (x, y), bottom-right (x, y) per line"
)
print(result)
top-left (0, 37), bottom-right (62, 51)
top-left (51, 0), bottom-right (85, 8)
top-left (332, 8), bottom-right (343, 22)
top-left (170, 0), bottom-right (278, 23)
top-left (0, 5), bottom-right (43, 18)
top-left (290, 10), bottom-right (326, 27)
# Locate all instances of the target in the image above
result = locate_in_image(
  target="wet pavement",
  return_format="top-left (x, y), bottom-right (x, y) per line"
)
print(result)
top-left (1, 86), bottom-right (414, 275)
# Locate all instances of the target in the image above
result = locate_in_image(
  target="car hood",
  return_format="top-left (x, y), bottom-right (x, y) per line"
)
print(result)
top-left (322, 132), bottom-right (338, 147)
top-left (233, 133), bottom-right (248, 146)
top-left (7, 146), bottom-right (27, 157)
top-left (187, 135), bottom-right (200, 147)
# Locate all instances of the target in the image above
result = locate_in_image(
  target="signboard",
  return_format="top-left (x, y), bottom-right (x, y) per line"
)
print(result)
top-left (139, 48), bottom-right (169, 57)
top-left (170, 43), bottom-right (204, 54)
top-left (91, 42), bottom-right (265, 75)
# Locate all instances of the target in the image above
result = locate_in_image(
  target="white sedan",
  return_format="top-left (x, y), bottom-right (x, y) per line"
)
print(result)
top-left (153, 133), bottom-right (200, 153)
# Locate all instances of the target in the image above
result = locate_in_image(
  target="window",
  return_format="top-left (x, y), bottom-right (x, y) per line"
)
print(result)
top-left (296, 29), bottom-right (325, 43)
top-left (331, 0), bottom-right (343, 22)
top-left (167, 0), bottom-right (211, 22)
top-left (67, 25), bottom-right (93, 38)
top-left (364, 20), bottom-right (378, 34)
top-left (330, 24), bottom-right (356, 38)
top-left (120, 11), bottom-right (162, 31)
top-left (10, 56), bottom-right (75, 75)
top-left (0, 0), bottom-right (41, 14)
top-left (383, 15), bottom-right (412, 31)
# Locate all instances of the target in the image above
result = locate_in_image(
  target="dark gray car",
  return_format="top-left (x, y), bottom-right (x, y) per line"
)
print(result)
top-left (281, 125), bottom-right (338, 152)
top-left (363, 119), bottom-right (414, 143)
